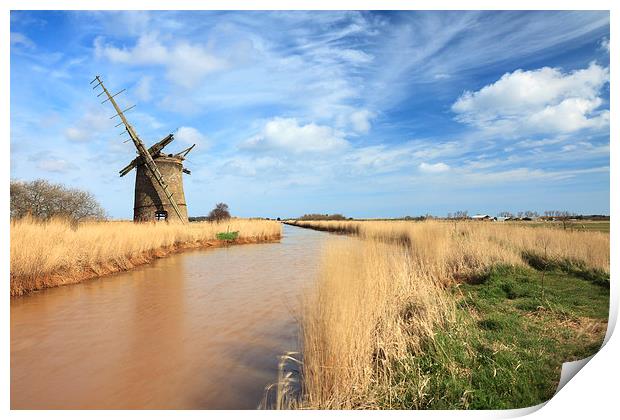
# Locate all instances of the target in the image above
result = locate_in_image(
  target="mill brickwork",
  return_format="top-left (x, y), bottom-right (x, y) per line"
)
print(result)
top-left (134, 156), bottom-right (189, 222)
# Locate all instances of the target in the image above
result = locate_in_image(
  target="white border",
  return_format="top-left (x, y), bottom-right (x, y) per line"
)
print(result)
top-left (3, 1), bottom-right (616, 419)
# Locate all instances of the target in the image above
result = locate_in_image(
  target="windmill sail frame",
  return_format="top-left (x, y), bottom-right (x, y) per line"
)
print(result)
top-left (92, 76), bottom-right (187, 224)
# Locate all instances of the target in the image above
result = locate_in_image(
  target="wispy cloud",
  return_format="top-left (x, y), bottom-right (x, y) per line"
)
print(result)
top-left (10, 11), bottom-right (611, 217)
top-left (10, 32), bottom-right (35, 49)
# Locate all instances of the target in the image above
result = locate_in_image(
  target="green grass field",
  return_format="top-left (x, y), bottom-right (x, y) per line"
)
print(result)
top-left (382, 264), bottom-right (609, 409)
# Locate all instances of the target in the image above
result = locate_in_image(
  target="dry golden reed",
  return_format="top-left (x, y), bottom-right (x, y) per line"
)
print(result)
top-left (291, 220), bottom-right (609, 274)
top-left (289, 220), bottom-right (609, 408)
top-left (11, 217), bottom-right (282, 296)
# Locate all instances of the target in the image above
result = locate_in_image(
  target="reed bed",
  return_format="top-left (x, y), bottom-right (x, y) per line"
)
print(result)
top-left (286, 219), bottom-right (609, 409)
top-left (11, 217), bottom-right (281, 296)
top-left (300, 239), bottom-right (456, 408)
top-left (288, 220), bottom-right (609, 275)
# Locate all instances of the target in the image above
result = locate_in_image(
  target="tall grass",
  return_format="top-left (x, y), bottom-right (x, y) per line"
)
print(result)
top-left (289, 220), bottom-right (609, 274)
top-left (288, 220), bottom-right (609, 408)
top-left (11, 217), bottom-right (281, 296)
top-left (301, 239), bottom-right (456, 408)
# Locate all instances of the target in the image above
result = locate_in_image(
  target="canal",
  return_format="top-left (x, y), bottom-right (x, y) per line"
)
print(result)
top-left (11, 225), bottom-right (330, 409)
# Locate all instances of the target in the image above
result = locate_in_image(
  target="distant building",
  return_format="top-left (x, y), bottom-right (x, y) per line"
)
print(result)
top-left (471, 214), bottom-right (492, 220)
top-left (495, 216), bottom-right (512, 222)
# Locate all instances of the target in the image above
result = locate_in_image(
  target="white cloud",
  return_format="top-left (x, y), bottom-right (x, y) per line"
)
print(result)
top-left (174, 126), bottom-right (207, 146)
top-left (37, 158), bottom-right (77, 173)
top-left (452, 62), bottom-right (609, 136)
top-left (419, 162), bottom-right (450, 173)
top-left (349, 109), bottom-right (375, 134)
top-left (94, 33), bottom-right (226, 88)
top-left (65, 127), bottom-right (89, 142)
top-left (600, 37), bottom-right (609, 52)
top-left (242, 117), bottom-right (349, 154)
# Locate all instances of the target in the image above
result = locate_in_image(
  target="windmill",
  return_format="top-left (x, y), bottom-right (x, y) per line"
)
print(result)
top-left (90, 76), bottom-right (195, 223)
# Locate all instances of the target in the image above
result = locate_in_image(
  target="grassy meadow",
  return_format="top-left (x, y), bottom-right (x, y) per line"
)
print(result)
top-left (283, 220), bottom-right (609, 409)
top-left (10, 217), bottom-right (282, 296)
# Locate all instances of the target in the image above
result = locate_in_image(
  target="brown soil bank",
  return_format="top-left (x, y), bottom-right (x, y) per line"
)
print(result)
top-left (11, 217), bottom-right (282, 296)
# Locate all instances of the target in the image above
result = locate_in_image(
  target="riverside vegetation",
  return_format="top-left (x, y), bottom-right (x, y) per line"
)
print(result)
top-left (280, 220), bottom-right (609, 409)
top-left (10, 216), bottom-right (281, 296)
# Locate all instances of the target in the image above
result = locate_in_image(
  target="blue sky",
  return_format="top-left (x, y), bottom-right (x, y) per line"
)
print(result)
top-left (10, 11), bottom-right (610, 219)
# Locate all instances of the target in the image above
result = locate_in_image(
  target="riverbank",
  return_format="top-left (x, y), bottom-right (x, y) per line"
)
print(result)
top-left (281, 220), bottom-right (609, 409)
top-left (10, 217), bottom-right (282, 296)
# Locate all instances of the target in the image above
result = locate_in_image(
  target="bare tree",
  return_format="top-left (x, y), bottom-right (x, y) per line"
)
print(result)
top-left (207, 202), bottom-right (231, 222)
top-left (498, 211), bottom-right (514, 218)
top-left (10, 179), bottom-right (106, 221)
top-left (543, 210), bottom-right (575, 229)
top-left (524, 210), bottom-right (539, 218)
top-left (454, 210), bottom-right (469, 219)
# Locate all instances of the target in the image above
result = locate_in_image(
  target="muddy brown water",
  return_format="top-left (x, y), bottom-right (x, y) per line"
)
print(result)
top-left (11, 225), bottom-right (331, 409)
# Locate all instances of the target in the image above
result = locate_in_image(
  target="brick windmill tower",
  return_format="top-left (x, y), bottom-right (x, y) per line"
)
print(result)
top-left (91, 76), bottom-right (195, 223)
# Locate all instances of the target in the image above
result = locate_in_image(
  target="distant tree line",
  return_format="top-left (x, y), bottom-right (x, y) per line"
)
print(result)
top-left (401, 214), bottom-right (435, 221)
top-left (10, 179), bottom-right (106, 221)
top-left (189, 202), bottom-right (232, 222)
top-left (444, 210), bottom-right (593, 220)
top-left (497, 210), bottom-right (540, 218)
top-left (297, 213), bottom-right (348, 221)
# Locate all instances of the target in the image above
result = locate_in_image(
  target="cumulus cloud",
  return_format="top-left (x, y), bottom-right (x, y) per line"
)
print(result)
top-left (94, 33), bottom-right (226, 88)
top-left (242, 117), bottom-right (349, 153)
top-left (174, 126), bottom-right (207, 146)
top-left (419, 162), bottom-right (450, 173)
top-left (452, 62), bottom-right (609, 136)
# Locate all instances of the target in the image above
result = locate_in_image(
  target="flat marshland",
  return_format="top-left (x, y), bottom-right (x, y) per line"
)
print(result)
top-left (284, 220), bottom-right (609, 409)
top-left (10, 217), bottom-right (281, 296)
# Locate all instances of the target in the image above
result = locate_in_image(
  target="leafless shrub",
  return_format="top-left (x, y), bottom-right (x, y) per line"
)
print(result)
top-left (10, 179), bottom-right (106, 221)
